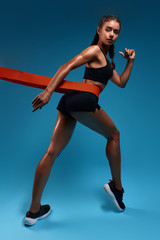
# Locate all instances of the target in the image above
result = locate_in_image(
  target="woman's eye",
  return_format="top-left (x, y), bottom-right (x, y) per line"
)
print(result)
top-left (106, 29), bottom-right (119, 34)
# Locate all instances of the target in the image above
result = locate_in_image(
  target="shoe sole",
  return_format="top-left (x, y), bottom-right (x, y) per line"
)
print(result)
top-left (104, 184), bottom-right (125, 212)
top-left (24, 208), bottom-right (51, 226)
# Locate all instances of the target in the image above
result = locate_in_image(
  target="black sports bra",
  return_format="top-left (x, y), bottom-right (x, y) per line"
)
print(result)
top-left (83, 46), bottom-right (113, 85)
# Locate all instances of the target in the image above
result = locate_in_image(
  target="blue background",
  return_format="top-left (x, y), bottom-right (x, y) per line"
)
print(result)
top-left (0, 0), bottom-right (160, 239)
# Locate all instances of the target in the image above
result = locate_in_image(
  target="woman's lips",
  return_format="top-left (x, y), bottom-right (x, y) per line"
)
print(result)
top-left (107, 39), bottom-right (113, 42)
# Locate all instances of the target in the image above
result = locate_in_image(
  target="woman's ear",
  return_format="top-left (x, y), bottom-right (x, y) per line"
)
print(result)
top-left (97, 26), bottom-right (100, 35)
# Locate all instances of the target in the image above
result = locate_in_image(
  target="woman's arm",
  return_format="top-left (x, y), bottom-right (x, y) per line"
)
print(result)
top-left (32, 45), bottom-right (100, 112)
top-left (119, 48), bottom-right (135, 88)
top-left (110, 48), bottom-right (135, 88)
top-left (45, 45), bottom-right (100, 95)
top-left (120, 59), bottom-right (134, 88)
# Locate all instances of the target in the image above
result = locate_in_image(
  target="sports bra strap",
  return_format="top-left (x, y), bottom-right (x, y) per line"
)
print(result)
top-left (99, 46), bottom-right (107, 60)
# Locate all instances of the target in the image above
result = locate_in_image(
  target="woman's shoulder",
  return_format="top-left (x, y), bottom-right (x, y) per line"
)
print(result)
top-left (82, 45), bottom-right (101, 60)
top-left (85, 45), bottom-right (100, 53)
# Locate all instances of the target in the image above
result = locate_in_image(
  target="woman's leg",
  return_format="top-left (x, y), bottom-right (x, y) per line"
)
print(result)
top-left (69, 108), bottom-right (122, 190)
top-left (29, 111), bottom-right (77, 213)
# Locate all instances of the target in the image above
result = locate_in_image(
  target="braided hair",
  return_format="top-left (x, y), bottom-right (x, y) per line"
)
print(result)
top-left (90, 15), bottom-right (121, 69)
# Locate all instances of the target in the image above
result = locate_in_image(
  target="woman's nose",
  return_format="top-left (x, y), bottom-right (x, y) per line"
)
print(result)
top-left (110, 31), bottom-right (114, 38)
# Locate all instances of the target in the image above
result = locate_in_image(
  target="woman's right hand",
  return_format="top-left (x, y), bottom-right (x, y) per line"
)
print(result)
top-left (32, 89), bottom-right (52, 112)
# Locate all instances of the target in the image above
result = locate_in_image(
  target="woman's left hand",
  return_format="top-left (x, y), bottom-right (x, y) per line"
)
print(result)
top-left (119, 48), bottom-right (135, 60)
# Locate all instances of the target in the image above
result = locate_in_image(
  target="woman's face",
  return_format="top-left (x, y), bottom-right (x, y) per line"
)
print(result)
top-left (97, 20), bottom-right (120, 46)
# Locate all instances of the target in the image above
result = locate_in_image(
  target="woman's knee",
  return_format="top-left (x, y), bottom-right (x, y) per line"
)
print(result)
top-left (107, 127), bottom-right (120, 141)
top-left (46, 147), bottom-right (62, 159)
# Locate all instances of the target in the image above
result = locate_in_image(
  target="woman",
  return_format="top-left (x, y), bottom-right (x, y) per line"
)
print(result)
top-left (24, 15), bottom-right (135, 226)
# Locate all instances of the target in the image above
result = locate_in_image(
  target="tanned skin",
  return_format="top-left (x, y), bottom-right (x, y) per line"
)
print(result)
top-left (30, 20), bottom-right (135, 213)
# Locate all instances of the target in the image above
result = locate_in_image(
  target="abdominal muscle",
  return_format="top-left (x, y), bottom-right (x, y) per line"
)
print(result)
top-left (82, 78), bottom-right (106, 91)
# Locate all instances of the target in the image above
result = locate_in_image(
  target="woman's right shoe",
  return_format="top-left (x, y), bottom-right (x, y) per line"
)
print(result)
top-left (104, 179), bottom-right (125, 212)
top-left (24, 204), bottom-right (51, 226)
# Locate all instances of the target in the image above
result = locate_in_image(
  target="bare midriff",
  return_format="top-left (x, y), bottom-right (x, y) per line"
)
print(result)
top-left (82, 78), bottom-right (106, 91)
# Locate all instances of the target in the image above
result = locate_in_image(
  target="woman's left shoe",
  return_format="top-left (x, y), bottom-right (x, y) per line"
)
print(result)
top-left (24, 204), bottom-right (51, 226)
top-left (104, 179), bottom-right (125, 212)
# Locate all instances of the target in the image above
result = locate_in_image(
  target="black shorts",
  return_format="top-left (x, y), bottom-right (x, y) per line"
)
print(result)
top-left (56, 90), bottom-right (101, 117)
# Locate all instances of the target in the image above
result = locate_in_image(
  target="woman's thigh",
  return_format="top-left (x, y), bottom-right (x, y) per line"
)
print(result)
top-left (47, 110), bottom-right (77, 156)
top-left (69, 107), bottom-right (118, 139)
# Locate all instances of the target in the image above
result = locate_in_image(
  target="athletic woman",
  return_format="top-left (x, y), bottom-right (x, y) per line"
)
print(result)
top-left (24, 15), bottom-right (135, 226)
